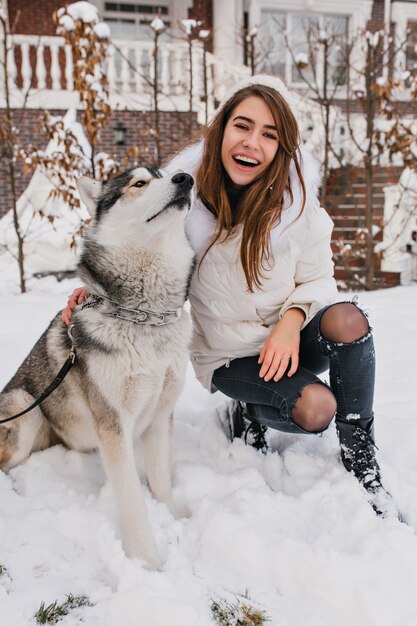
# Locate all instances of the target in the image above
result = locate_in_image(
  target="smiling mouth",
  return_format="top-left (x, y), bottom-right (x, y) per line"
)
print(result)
top-left (232, 155), bottom-right (261, 168)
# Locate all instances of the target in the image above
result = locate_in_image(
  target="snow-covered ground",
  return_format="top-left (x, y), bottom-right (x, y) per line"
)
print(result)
top-left (1, 278), bottom-right (417, 626)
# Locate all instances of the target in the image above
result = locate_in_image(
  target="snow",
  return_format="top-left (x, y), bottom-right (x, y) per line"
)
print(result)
top-left (365, 30), bottom-right (382, 49)
top-left (1, 279), bottom-right (417, 625)
top-left (65, 1), bottom-right (98, 25)
top-left (93, 22), bottom-right (110, 39)
top-left (374, 118), bottom-right (395, 133)
top-left (58, 14), bottom-right (75, 31)
top-left (345, 413), bottom-right (361, 421)
top-left (57, 2), bottom-right (109, 39)
top-left (377, 169), bottom-right (417, 280)
top-left (295, 53), bottom-right (309, 67)
top-left (0, 109), bottom-right (91, 280)
top-left (181, 19), bottom-right (201, 36)
top-left (353, 83), bottom-right (365, 96)
top-left (150, 16), bottom-right (165, 33)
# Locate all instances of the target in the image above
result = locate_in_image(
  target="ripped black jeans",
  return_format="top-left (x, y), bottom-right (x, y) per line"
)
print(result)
top-left (211, 303), bottom-right (375, 435)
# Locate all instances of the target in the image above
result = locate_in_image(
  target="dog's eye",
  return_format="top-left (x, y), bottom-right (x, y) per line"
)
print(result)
top-left (132, 181), bottom-right (146, 188)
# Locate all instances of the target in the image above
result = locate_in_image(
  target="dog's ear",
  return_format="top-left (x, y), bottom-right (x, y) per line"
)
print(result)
top-left (77, 177), bottom-right (102, 216)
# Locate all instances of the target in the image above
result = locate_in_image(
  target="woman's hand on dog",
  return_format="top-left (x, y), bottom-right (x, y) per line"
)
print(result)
top-left (62, 287), bottom-right (87, 326)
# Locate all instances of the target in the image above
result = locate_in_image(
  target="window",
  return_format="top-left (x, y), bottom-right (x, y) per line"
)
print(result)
top-left (257, 10), bottom-right (286, 79)
top-left (259, 11), bottom-right (349, 88)
top-left (105, 3), bottom-right (168, 14)
top-left (104, 2), bottom-right (171, 41)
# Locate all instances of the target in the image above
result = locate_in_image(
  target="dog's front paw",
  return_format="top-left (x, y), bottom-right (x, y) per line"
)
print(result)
top-left (129, 547), bottom-right (162, 571)
top-left (124, 537), bottom-right (162, 571)
top-left (143, 552), bottom-right (163, 571)
top-left (167, 499), bottom-right (190, 520)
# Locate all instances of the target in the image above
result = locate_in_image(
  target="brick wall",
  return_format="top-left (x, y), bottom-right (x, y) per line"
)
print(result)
top-left (188, 0), bottom-right (213, 51)
top-left (8, 0), bottom-right (62, 35)
top-left (0, 109), bottom-right (199, 219)
top-left (367, 0), bottom-right (384, 32)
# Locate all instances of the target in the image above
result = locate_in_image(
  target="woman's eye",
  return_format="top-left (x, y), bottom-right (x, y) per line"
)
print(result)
top-left (264, 133), bottom-right (278, 140)
top-left (133, 181), bottom-right (146, 188)
top-left (235, 124), bottom-right (249, 131)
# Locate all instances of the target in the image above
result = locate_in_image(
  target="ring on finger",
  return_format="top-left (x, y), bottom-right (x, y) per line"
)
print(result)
top-left (281, 356), bottom-right (290, 361)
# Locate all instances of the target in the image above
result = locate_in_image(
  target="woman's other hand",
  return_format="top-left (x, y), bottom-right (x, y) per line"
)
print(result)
top-left (258, 308), bottom-right (305, 382)
top-left (61, 287), bottom-right (87, 326)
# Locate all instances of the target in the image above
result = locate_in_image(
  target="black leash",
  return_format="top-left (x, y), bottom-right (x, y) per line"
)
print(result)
top-left (1, 290), bottom-right (185, 427)
top-left (0, 328), bottom-right (76, 426)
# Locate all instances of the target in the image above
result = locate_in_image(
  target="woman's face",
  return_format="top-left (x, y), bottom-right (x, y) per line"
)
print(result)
top-left (221, 96), bottom-right (279, 188)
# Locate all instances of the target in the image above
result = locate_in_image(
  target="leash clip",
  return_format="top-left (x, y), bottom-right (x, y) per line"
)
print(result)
top-left (67, 324), bottom-right (76, 363)
top-left (69, 346), bottom-right (76, 364)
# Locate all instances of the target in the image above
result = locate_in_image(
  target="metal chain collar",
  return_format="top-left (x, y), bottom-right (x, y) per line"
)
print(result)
top-left (81, 293), bottom-right (183, 326)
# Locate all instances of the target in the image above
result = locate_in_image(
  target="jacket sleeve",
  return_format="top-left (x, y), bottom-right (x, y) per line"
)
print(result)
top-left (279, 205), bottom-right (338, 327)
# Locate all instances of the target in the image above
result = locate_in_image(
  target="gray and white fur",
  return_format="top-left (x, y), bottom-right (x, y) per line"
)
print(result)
top-left (0, 167), bottom-right (195, 570)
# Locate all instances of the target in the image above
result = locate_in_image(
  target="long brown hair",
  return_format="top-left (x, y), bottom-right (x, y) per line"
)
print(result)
top-left (196, 84), bottom-right (306, 292)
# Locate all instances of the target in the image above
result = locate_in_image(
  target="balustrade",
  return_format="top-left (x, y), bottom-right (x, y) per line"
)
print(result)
top-left (0, 34), bottom-right (217, 109)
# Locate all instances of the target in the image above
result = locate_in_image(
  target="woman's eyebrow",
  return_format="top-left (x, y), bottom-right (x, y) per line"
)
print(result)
top-left (232, 115), bottom-right (277, 131)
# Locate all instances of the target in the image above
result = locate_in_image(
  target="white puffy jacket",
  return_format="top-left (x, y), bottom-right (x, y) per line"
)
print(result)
top-left (167, 143), bottom-right (338, 391)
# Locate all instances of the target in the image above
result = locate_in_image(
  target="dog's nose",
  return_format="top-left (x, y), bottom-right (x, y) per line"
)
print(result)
top-left (171, 173), bottom-right (194, 189)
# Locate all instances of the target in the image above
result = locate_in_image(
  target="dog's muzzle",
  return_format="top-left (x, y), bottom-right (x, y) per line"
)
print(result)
top-left (171, 172), bottom-right (194, 191)
top-left (146, 173), bottom-right (194, 222)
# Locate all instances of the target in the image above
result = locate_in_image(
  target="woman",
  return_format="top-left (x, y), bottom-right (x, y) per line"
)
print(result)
top-left (64, 75), bottom-right (395, 517)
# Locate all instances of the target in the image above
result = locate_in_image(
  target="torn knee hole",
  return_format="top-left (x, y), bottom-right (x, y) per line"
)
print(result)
top-left (320, 302), bottom-right (370, 344)
top-left (291, 383), bottom-right (336, 432)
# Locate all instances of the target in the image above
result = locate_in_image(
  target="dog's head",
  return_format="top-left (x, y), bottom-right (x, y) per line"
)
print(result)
top-left (78, 167), bottom-right (194, 241)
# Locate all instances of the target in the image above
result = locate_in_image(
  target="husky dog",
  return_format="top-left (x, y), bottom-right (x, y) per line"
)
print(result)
top-left (0, 167), bottom-right (195, 570)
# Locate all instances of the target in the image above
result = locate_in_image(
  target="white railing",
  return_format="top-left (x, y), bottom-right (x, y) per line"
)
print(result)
top-left (0, 34), bottom-right (74, 93)
top-left (0, 34), bottom-right (210, 112)
top-left (107, 39), bottom-right (205, 97)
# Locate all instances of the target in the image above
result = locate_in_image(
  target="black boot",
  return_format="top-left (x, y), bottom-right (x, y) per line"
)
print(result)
top-left (337, 417), bottom-right (398, 518)
top-left (221, 401), bottom-right (268, 452)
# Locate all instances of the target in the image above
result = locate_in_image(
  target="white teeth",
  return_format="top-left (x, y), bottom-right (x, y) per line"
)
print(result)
top-left (234, 155), bottom-right (259, 165)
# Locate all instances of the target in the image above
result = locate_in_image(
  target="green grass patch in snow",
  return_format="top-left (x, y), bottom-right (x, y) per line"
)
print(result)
top-left (211, 597), bottom-right (270, 626)
top-left (35, 593), bottom-right (91, 624)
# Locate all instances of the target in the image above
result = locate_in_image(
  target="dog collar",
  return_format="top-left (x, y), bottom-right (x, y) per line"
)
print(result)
top-left (81, 293), bottom-right (183, 326)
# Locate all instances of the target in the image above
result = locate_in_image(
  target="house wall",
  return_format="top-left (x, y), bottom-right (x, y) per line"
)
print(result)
top-left (188, 0), bottom-right (213, 50)
top-left (367, 0), bottom-right (385, 30)
top-left (8, 0), bottom-right (62, 35)
top-left (0, 109), bottom-right (199, 219)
